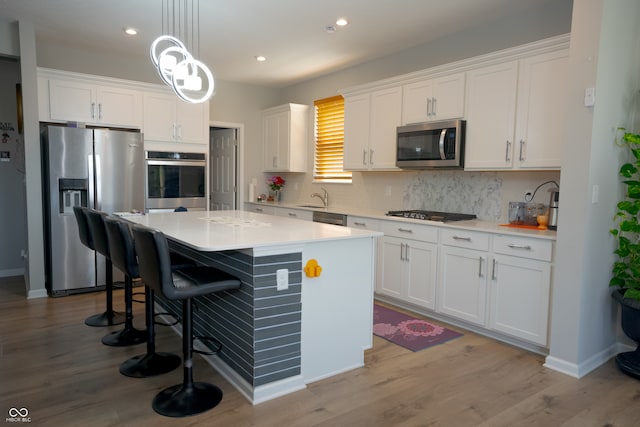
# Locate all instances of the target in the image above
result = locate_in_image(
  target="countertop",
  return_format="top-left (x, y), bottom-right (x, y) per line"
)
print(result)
top-left (120, 210), bottom-right (382, 252)
top-left (246, 201), bottom-right (557, 241)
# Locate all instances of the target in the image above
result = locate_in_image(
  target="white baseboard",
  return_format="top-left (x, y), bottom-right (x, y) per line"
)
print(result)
top-left (544, 343), bottom-right (621, 378)
top-left (0, 268), bottom-right (24, 278)
top-left (27, 288), bottom-right (48, 299)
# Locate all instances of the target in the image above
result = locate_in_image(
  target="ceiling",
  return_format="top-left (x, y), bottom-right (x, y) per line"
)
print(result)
top-left (0, 0), bottom-right (557, 87)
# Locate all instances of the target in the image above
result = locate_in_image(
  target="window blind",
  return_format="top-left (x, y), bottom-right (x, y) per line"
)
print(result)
top-left (314, 95), bottom-right (351, 182)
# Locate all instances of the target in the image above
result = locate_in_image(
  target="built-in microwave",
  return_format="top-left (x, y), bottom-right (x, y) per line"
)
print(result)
top-left (396, 119), bottom-right (465, 169)
top-left (145, 151), bottom-right (206, 212)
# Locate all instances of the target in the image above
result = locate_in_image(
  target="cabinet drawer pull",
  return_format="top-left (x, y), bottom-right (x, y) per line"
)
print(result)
top-left (288, 213), bottom-right (297, 217)
top-left (452, 236), bottom-right (471, 241)
top-left (397, 228), bottom-right (413, 233)
top-left (507, 243), bottom-right (532, 250)
top-left (353, 221), bottom-right (366, 226)
top-left (255, 208), bottom-right (263, 212)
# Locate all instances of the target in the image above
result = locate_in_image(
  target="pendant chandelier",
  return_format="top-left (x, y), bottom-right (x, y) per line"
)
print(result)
top-left (150, 0), bottom-right (214, 104)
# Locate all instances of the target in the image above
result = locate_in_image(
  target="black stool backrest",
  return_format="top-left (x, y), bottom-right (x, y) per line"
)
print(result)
top-left (131, 225), bottom-right (176, 299)
top-left (86, 209), bottom-right (110, 259)
top-left (104, 217), bottom-right (138, 279)
top-left (73, 206), bottom-right (94, 250)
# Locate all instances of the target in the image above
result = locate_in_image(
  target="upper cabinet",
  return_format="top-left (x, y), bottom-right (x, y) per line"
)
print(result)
top-left (40, 76), bottom-right (142, 128)
top-left (143, 91), bottom-right (209, 144)
top-left (262, 103), bottom-right (309, 173)
top-left (464, 50), bottom-right (569, 171)
top-left (343, 86), bottom-right (401, 171)
top-left (401, 72), bottom-right (465, 125)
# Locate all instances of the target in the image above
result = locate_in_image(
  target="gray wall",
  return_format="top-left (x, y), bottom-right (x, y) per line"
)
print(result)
top-left (0, 58), bottom-right (27, 276)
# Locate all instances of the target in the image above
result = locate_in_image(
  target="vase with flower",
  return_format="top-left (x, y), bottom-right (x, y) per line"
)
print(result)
top-left (267, 176), bottom-right (285, 202)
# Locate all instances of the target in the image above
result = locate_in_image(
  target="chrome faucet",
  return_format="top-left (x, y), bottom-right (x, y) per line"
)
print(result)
top-left (310, 187), bottom-right (329, 207)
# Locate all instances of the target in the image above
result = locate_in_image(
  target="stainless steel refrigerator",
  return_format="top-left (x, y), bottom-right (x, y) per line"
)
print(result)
top-left (41, 125), bottom-right (144, 296)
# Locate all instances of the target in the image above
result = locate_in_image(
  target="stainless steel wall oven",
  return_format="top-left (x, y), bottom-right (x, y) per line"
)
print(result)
top-left (145, 151), bottom-right (206, 212)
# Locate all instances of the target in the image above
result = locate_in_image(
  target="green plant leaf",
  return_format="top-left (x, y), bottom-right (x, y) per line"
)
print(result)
top-left (620, 163), bottom-right (638, 177)
top-left (624, 132), bottom-right (640, 145)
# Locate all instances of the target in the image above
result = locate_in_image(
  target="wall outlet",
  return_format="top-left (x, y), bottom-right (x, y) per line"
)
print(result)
top-left (276, 268), bottom-right (289, 290)
top-left (524, 189), bottom-right (533, 201)
top-left (20, 249), bottom-right (27, 259)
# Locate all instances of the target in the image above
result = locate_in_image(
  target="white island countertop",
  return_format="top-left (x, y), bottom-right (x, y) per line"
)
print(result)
top-left (122, 210), bottom-right (382, 252)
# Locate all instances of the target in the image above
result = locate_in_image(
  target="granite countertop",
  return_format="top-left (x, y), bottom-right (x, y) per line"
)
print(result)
top-left (246, 201), bottom-right (557, 241)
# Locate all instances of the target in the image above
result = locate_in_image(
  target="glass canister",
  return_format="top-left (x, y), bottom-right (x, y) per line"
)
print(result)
top-left (508, 202), bottom-right (526, 224)
top-left (524, 203), bottom-right (546, 225)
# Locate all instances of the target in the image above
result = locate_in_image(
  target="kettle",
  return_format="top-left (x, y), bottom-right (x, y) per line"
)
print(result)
top-left (548, 189), bottom-right (559, 230)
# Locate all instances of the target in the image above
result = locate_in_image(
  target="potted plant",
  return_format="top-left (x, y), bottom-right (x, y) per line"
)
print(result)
top-left (611, 129), bottom-right (640, 379)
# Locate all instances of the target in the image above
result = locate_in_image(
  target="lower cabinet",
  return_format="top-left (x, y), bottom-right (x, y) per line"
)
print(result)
top-left (378, 222), bottom-right (438, 310)
top-left (273, 207), bottom-right (314, 221)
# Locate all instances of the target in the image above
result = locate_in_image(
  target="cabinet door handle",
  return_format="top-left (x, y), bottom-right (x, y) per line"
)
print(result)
top-left (492, 259), bottom-right (497, 280)
top-left (397, 228), bottom-right (413, 233)
top-left (400, 243), bottom-right (405, 261)
top-left (478, 256), bottom-right (485, 278)
top-left (363, 149), bottom-right (367, 166)
top-left (177, 125), bottom-right (182, 140)
top-left (369, 149), bottom-right (374, 165)
top-left (519, 139), bottom-right (525, 161)
top-left (98, 103), bottom-right (103, 120)
top-left (426, 98), bottom-right (432, 116)
top-left (91, 102), bottom-right (96, 119)
top-left (432, 97), bottom-right (437, 116)
top-left (505, 140), bottom-right (511, 161)
top-left (452, 236), bottom-right (471, 241)
top-left (288, 212), bottom-right (297, 217)
top-left (405, 244), bottom-right (410, 262)
top-left (172, 123), bottom-right (177, 139)
top-left (507, 243), bottom-right (532, 250)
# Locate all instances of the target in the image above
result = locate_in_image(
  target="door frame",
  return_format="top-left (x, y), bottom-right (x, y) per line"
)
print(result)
top-left (209, 120), bottom-right (244, 210)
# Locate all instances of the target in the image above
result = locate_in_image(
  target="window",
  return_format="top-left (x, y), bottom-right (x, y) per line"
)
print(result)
top-left (314, 95), bottom-right (352, 182)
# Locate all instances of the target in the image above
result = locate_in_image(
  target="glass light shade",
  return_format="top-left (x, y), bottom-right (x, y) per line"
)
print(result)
top-left (184, 74), bottom-right (202, 91)
top-left (173, 62), bottom-right (189, 80)
top-left (159, 54), bottom-right (177, 72)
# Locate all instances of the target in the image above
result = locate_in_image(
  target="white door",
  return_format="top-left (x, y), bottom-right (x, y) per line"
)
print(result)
top-left (209, 128), bottom-right (237, 210)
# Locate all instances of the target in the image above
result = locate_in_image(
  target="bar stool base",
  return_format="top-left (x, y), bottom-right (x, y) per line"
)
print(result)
top-left (152, 382), bottom-right (223, 417)
top-left (85, 311), bottom-right (125, 327)
top-left (120, 352), bottom-right (181, 378)
top-left (101, 327), bottom-right (147, 347)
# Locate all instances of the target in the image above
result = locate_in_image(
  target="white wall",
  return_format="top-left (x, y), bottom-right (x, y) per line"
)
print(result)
top-left (546, 0), bottom-right (640, 377)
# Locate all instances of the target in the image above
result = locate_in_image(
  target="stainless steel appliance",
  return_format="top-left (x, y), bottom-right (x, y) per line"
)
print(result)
top-left (312, 210), bottom-right (347, 226)
top-left (396, 119), bottom-right (466, 169)
top-left (41, 125), bottom-right (144, 296)
top-left (145, 151), bottom-right (206, 212)
top-left (548, 190), bottom-right (559, 230)
top-left (386, 210), bottom-right (476, 222)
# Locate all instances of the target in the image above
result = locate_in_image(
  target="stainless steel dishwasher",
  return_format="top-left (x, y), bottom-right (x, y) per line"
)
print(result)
top-left (312, 211), bottom-right (347, 226)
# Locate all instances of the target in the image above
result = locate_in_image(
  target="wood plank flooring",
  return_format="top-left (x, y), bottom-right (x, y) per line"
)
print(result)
top-left (1, 275), bottom-right (639, 426)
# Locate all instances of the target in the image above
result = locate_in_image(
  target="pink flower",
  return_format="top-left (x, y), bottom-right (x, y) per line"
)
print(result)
top-left (397, 319), bottom-right (444, 337)
top-left (373, 323), bottom-right (398, 337)
top-left (268, 176), bottom-right (285, 191)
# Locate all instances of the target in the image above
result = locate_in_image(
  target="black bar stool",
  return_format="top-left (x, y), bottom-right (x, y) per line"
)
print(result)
top-left (104, 216), bottom-right (182, 378)
top-left (98, 214), bottom-right (147, 347)
top-left (73, 206), bottom-right (124, 327)
top-left (132, 224), bottom-right (241, 418)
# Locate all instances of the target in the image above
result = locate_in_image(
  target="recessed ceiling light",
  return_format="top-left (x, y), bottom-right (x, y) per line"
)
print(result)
top-left (336, 18), bottom-right (348, 27)
top-left (255, 55), bottom-right (266, 62)
top-left (124, 28), bottom-right (138, 36)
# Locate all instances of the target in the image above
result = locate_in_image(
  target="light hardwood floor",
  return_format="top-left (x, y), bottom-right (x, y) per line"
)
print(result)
top-left (1, 275), bottom-right (639, 426)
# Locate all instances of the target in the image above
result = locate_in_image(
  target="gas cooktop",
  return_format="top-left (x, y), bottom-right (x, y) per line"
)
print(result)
top-left (386, 210), bottom-right (477, 222)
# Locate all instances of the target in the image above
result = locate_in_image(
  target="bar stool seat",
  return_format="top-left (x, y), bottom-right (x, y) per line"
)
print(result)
top-left (73, 206), bottom-right (124, 327)
top-left (132, 224), bottom-right (241, 418)
top-left (104, 216), bottom-right (189, 378)
top-left (86, 209), bottom-right (145, 347)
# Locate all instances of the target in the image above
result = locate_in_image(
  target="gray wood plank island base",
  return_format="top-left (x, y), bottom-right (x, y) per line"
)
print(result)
top-left (123, 210), bottom-right (381, 403)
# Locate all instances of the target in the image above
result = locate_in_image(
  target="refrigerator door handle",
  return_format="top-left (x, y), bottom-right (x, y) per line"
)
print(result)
top-left (88, 154), bottom-right (95, 208)
top-left (95, 154), bottom-right (102, 210)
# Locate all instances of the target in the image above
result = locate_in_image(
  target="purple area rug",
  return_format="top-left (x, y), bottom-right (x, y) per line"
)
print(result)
top-left (373, 304), bottom-right (463, 352)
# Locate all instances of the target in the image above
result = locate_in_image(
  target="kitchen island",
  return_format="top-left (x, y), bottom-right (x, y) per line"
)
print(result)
top-left (123, 210), bottom-right (381, 404)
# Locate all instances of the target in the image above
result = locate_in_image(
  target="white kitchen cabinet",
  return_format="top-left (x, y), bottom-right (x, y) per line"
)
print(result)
top-left (513, 50), bottom-right (569, 169)
top-left (402, 72), bottom-right (465, 125)
top-left (46, 78), bottom-right (142, 128)
top-left (262, 103), bottom-right (309, 172)
top-left (343, 87), bottom-right (401, 171)
top-left (378, 221), bottom-right (438, 309)
top-left (273, 206), bottom-right (314, 222)
top-left (143, 91), bottom-right (209, 144)
top-left (464, 49), bottom-right (569, 171)
top-left (489, 235), bottom-right (552, 346)
top-left (438, 229), bottom-right (490, 326)
top-left (464, 61), bottom-right (519, 170)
